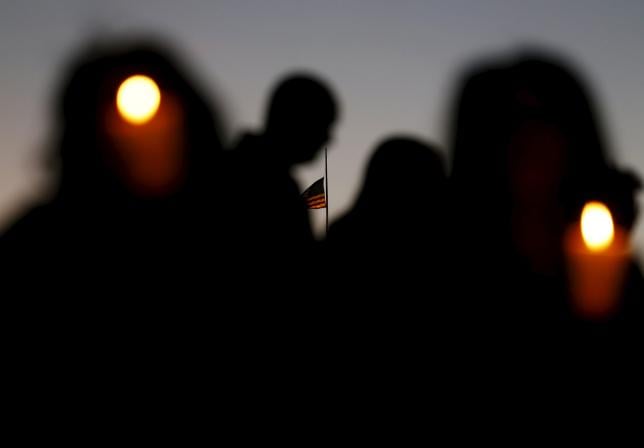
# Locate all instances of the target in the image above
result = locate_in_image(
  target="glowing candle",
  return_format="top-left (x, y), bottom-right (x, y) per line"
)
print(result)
top-left (116, 75), bottom-right (161, 125)
top-left (565, 201), bottom-right (630, 320)
top-left (107, 79), bottom-right (184, 196)
top-left (581, 202), bottom-right (614, 252)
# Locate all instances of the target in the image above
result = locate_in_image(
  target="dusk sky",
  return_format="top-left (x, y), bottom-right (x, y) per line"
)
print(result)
top-left (2, 0), bottom-right (643, 255)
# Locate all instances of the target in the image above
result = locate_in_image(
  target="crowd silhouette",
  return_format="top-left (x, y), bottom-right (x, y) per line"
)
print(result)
top-left (1, 38), bottom-right (642, 391)
top-left (448, 53), bottom-right (643, 342)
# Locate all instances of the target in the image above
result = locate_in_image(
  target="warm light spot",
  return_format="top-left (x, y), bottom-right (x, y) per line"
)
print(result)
top-left (116, 75), bottom-right (161, 125)
top-left (581, 201), bottom-right (614, 252)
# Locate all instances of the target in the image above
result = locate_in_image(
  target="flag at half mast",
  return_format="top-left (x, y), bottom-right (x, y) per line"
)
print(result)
top-left (302, 177), bottom-right (326, 209)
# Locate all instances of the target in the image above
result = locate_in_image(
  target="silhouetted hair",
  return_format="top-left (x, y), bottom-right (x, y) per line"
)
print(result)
top-left (51, 39), bottom-right (225, 200)
top-left (508, 53), bottom-right (610, 176)
top-left (450, 50), bottom-right (613, 211)
top-left (354, 136), bottom-right (446, 212)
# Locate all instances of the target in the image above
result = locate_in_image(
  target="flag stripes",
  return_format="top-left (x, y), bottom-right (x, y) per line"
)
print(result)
top-left (307, 193), bottom-right (326, 209)
top-left (302, 178), bottom-right (326, 209)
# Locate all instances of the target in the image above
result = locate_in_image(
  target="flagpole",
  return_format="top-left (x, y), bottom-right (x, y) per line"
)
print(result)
top-left (324, 146), bottom-right (329, 236)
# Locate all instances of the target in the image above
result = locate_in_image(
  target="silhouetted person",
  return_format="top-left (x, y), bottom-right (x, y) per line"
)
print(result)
top-left (327, 136), bottom-right (448, 364)
top-left (224, 74), bottom-right (339, 295)
top-left (0, 40), bottom-right (229, 405)
top-left (214, 74), bottom-right (341, 389)
top-left (2, 40), bottom-right (226, 285)
top-left (448, 50), bottom-right (643, 343)
top-left (329, 136), bottom-right (447, 289)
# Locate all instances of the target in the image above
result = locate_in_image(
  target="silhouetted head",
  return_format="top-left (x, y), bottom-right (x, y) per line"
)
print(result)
top-left (450, 50), bottom-right (613, 217)
top-left (506, 55), bottom-right (610, 204)
top-left (52, 39), bottom-right (225, 201)
top-left (263, 74), bottom-right (338, 166)
top-left (508, 55), bottom-right (643, 231)
top-left (356, 136), bottom-right (446, 215)
top-left (448, 48), bottom-right (644, 280)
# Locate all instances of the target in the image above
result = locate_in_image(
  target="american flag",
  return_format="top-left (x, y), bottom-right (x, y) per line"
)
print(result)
top-left (302, 178), bottom-right (326, 209)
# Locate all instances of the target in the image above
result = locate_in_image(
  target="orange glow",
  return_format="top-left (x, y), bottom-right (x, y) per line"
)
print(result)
top-left (581, 201), bottom-right (614, 252)
top-left (565, 204), bottom-right (629, 320)
top-left (106, 92), bottom-right (185, 197)
top-left (116, 75), bottom-right (161, 125)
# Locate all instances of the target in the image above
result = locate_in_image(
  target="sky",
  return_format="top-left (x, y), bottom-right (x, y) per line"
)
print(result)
top-left (1, 0), bottom-right (643, 256)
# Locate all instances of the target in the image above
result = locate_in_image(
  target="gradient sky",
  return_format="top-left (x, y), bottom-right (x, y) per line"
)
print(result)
top-left (2, 0), bottom-right (643, 255)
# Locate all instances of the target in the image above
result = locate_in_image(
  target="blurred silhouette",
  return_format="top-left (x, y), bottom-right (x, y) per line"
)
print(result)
top-left (0, 40), bottom-right (230, 394)
top-left (213, 72), bottom-right (341, 366)
top-left (3, 34), bottom-right (643, 411)
top-left (327, 136), bottom-right (448, 361)
top-left (224, 73), bottom-right (338, 290)
top-left (448, 50), bottom-right (643, 340)
top-left (1, 40), bottom-right (226, 284)
top-left (329, 136), bottom-right (447, 288)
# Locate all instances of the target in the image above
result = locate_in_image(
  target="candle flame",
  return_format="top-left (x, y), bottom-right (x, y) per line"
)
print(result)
top-left (581, 201), bottom-right (614, 252)
top-left (116, 75), bottom-right (161, 125)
